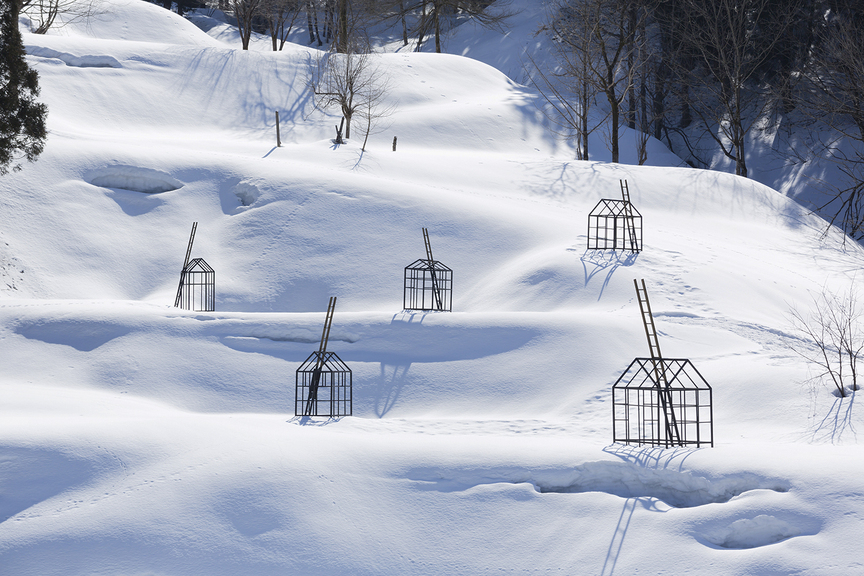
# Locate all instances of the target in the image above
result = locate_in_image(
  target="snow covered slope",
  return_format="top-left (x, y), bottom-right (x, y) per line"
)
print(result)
top-left (1, 1), bottom-right (863, 574)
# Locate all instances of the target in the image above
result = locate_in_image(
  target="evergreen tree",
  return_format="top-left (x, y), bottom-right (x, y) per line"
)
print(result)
top-left (0, 0), bottom-right (47, 175)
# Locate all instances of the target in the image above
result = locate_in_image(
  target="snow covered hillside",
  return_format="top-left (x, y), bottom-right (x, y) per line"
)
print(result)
top-left (2, 1), bottom-right (864, 574)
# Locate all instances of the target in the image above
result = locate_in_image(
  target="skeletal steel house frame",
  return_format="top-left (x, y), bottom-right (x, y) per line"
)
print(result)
top-left (612, 280), bottom-right (713, 448)
top-left (174, 222), bottom-right (215, 312)
top-left (588, 180), bottom-right (642, 252)
top-left (295, 297), bottom-right (352, 417)
top-left (404, 228), bottom-right (452, 311)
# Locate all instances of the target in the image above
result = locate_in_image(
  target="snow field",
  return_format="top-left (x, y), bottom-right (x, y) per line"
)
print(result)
top-left (1, 1), bottom-right (864, 574)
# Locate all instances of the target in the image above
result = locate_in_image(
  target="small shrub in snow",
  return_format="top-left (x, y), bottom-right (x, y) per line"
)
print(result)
top-left (788, 284), bottom-right (863, 398)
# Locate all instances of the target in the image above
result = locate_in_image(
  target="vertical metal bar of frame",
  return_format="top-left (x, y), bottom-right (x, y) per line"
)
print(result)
top-left (403, 267), bottom-right (409, 310)
top-left (329, 361), bottom-right (335, 417)
top-left (708, 388), bottom-right (714, 447)
top-left (445, 268), bottom-right (452, 311)
top-left (695, 389), bottom-right (701, 447)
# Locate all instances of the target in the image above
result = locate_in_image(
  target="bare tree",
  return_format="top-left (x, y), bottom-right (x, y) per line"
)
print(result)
top-left (313, 46), bottom-right (389, 141)
top-left (524, 35), bottom-right (596, 160)
top-left (789, 284), bottom-right (864, 398)
top-left (669, 0), bottom-right (799, 177)
top-left (230, 0), bottom-right (265, 49)
top-left (301, 0), bottom-right (379, 52)
top-left (305, 0), bottom-right (322, 45)
top-left (629, 4), bottom-right (654, 165)
top-left (21, 0), bottom-right (101, 34)
top-left (357, 74), bottom-right (395, 152)
top-left (797, 7), bottom-right (864, 241)
top-left (262, 0), bottom-right (302, 50)
top-left (547, 0), bottom-right (646, 163)
top-left (386, 0), bottom-right (514, 53)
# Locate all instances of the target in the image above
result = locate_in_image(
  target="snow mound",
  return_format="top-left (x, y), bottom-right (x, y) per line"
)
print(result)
top-left (42, 0), bottom-right (220, 46)
top-left (26, 45), bottom-right (121, 68)
top-left (85, 165), bottom-right (183, 193)
top-left (0, 447), bottom-right (94, 524)
top-left (705, 515), bottom-right (804, 549)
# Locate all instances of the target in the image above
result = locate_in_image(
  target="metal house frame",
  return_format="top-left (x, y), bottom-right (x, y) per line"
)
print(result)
top-left (613, 357), bottom-right (713, 448)
top-left (174, 222), bottom-right (215, 312)
top-left (403, 228), bottom-right (452, 312)
top-left (587, 180), bottom-right (642, 252)
top-left (611, 280), bottom-right (714, 448)
top-left (178, 258), bottom-right (215, 312)
top-left (295, 297), bottom-right (352, 417)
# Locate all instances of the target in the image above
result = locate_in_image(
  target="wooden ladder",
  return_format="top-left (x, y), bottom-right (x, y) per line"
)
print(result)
top-left (423, 227), bottom-right (444, 311)
top-left (174, 222), bottom-right (197, 308)
top-left (620, 180), bottom-right (639, 252)
top-left (305, 296), bottom-right (337, 416)
top-left (634, 279), bottom-right (682, 446)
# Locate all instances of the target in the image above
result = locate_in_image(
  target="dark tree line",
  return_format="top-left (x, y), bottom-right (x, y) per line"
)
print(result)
top-left (538, 0), bottom-right (864, 238)
top-left (209, 0), bottom-right (509, 53)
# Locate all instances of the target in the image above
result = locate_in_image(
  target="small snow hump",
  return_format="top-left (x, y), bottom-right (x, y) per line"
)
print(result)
top-left (704, 515), bottom-right (804, 549)
top-left (26, 46), bottom-right (122, 68)
top-left (85, 165), bottom-right (183, 194)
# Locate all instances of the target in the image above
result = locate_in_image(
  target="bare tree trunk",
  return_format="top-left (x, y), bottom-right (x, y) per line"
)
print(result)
top-left (400, 0), bottom-right (408, 46)
top-left (581, 58), bottom-right (590, 160)
top-left (324, 0), bottom-right (334, 43)
top-left (416, 0), bottom-right (427, 52)
top-left (336, 0), bottom-right (348, 52)
top-left (434, 1), bottom-right (442, 53)
top-left (608, 87), bottom-right (620, 163)
top-left (306, 1), bottom-right (316, 44)
top-left (637, 17), bottom-right (649, 165)
top-left (626, 5), bottom-right (637, 130)
top-left (653, 56), bottom-right (669, 140)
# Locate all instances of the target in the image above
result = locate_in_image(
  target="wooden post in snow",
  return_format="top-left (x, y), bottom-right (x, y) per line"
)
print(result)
top-left (275, 111), bottom-right (282, 147)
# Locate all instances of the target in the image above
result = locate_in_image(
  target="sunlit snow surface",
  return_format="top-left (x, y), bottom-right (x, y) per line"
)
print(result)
top-left (2, 1), bottom-right (864, 574)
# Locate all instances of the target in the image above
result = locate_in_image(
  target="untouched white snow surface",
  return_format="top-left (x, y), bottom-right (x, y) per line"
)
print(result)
top-left (2, 1), bottom-right (864, 574)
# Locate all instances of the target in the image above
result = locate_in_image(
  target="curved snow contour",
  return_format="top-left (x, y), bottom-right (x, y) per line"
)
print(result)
top-left (86, 166), bottom-right (183, 193)
top-left (15, 319), bottom-right (131, 352)
top-left (410, 461), bottom-right (790, 508)
top-left (26, 46), bottom-right (122, 68)
top-left (704, 515), bottom-right (804, 548)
